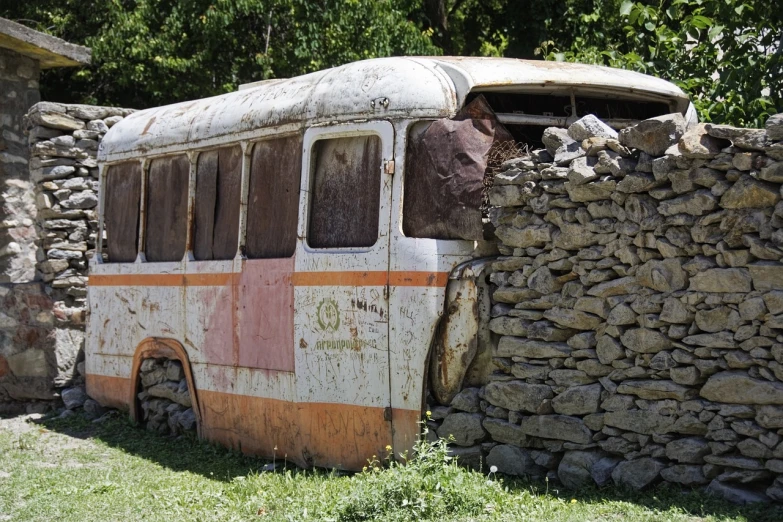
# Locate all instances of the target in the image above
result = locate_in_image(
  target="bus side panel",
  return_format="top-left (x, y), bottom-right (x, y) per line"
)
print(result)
top-left (85, 356), bottom-right (133, 410)
top-left (186, 282), bottom-right (235, 366)
top-left (237, 258), bottom-right (295, 371)
top-left (388, 284), bottom-right (446, 450)
top-left (197, 391), bottom-right (390, 469)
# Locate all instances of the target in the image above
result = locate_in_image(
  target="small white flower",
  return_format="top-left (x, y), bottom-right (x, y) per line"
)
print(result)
top-left (489, 465), bottom-right (498, 473)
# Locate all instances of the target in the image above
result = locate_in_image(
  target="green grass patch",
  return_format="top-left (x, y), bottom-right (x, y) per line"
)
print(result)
top-left (0, 413), bottom-right (780, 521)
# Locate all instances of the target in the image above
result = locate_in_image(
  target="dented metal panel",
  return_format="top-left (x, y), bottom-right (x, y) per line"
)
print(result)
top-left (428, 258), bottom-right (495, 405)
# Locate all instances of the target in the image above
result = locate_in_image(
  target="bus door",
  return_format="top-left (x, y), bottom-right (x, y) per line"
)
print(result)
top-left (293, 121), bottom-right (395, 468)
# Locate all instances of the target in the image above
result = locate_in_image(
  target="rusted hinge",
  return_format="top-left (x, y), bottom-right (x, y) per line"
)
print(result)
top-left (383, 406), bottom-right (392, 421)
top-left (384, 159), bottom-right (395, 175)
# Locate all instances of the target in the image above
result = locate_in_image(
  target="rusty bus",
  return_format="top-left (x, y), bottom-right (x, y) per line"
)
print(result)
top-left (86, 57), bottom-right (694, 469)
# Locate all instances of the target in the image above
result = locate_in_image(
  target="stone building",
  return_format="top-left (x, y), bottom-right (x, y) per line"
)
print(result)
top-left (0, 17), bottom-right (90, 411)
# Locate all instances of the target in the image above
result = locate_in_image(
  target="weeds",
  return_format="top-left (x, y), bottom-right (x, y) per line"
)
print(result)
top-left (1, 414), bottom-right (782, 522)
top-left (335, 431), bottom-right (502, 521)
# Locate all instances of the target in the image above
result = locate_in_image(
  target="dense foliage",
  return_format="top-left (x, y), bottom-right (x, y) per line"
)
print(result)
top-left (3, 0), bottom-right (438, 108)
top-left (541, 0), bottom-right (782, 127)
top-left (2, 0), bottom-right (780, 125)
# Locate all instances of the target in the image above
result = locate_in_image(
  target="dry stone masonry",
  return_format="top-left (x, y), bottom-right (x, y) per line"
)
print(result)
top-left (137, 358), bottom-right (197, 435)
top-left (0, 102), bottom-right (130, 412)
top-left (429, 111), bottom-right (783, 504)
top-left (28, 102), bottom-right (132, 307)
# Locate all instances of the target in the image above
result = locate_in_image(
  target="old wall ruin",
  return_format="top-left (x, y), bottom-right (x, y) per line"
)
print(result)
top-left (0, 102), bottom-right (130, 411)
top-left (429, 112), bottom-right (783, 503)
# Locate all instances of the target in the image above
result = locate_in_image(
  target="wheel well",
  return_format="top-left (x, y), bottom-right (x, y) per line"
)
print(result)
top-left (128, 337), bottom-right (202, 435)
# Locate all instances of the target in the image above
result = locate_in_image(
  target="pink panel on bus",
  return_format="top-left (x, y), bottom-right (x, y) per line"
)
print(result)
top-left (201, 284), bottom-right (236, 366)
top-left (236, 258), bottom-right (295, 371)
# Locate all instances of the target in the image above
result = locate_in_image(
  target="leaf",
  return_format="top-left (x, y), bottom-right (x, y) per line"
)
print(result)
top-left (690, 15), bottom-right (713, 28)
top-left (707, 24), bottom-right (724, 40)
top-left (645, 21), bottom-right (656, 31)
top-left (620, 0), bottom-right (634, 16)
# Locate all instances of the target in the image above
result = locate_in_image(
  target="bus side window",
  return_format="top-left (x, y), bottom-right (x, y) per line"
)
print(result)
top-left (104, 162), bottom-right (142, 263)
top-left (145, 154), bottom-right (189, 262)
top-left (193, 146), bottom-right (242, 260)
top-left (308, 135), bottom-right (381, 249)
top-left (246, 135), bottom-right (302, 258)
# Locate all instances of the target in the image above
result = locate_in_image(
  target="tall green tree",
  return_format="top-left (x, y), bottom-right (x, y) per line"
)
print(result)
top-left (2, 0), bottom-right (438, 108)
top-left (539, 0), bottom-right (782, 127)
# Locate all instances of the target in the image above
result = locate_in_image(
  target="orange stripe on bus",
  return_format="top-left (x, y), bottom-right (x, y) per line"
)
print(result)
top-left (90, 270), bottom-right (449, 287)
top-left (291, 271), bottom-right (388, 286)
top-left (390, 271), bottom-right (449, 287)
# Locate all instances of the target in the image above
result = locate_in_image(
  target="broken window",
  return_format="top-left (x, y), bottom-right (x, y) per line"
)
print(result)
top-left (308, 135), bottom-right (381, 249)
top-left (403, 95), bottom-right (514, 240)
top-left (104, 162), bottom-right (142, 263)
top-left (193, 146), bottom-right (242, 260)
top-left (246, 135), bottom-right (302, 258)
top-left (465, 91), bottom-right (671, 148)
top-left (145, 154), bottom-right (189, 262)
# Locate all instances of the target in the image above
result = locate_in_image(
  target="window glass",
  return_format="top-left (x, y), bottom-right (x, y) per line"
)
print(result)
top-left (145, 154), bottom-right (189, 262)
top-left (246, 135), bottom-right (302, 258)
top-left (193, 146), bottom-right (242, 260)
top-left (104, 162), bottom-right (141, 262)
top-left (308, 135), bottom-right (381, 249)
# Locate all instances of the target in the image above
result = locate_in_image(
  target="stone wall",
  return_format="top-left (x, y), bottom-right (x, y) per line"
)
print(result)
top-left (1, 47), bottom-right (40, 283)
top-left (429, 112), bottom-right (783, 503)
top-left (0, 101), bottom-right (131, 411)
top-left (137, 358), bottom-right (197, 434)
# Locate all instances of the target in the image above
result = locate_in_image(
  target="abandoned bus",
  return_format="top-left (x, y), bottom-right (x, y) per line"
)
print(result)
top-left (86, 57), bottom-right (694, 469)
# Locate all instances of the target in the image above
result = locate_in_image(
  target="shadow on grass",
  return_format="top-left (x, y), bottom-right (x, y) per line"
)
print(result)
top-left (38, 412), bottom-right (280, 482)
top-left (502, 475), bottom-right (783, 522)
top-left (38, 412), bottom-right (783, 522)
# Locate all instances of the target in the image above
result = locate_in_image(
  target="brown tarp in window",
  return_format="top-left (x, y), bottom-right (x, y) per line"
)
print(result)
top-left (194, 146), bottom-right (242, 260)
top-left (403, 95), bottom-right (513, 240)
top-left (246, 135), bottom-right (302, 258)
top-left (308, 135), bottom-right (381, 249)
top-left (145, 154), bottom-right (189, 262)
top-left (104, 162), bottom-right (141, 262)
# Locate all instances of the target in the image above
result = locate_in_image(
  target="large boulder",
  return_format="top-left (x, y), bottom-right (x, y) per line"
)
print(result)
top-left (720, 175), bottom-right (780, 209)
top-left (568, 114), bottom-right (618, 141)
top-left (437, 413), bottom-right (486, 446)
top-left (604, 410), bottom-right (675, 435)
top-left (612, 458), bottom-right (665, 489)
top-left (486, 445), bottom-right (537, 477)
top-left (518, 415), bottom-right (592, 444)
top-left (483, 381), bottom-right (554, 412)
top-left (700, 372), bottom-right (783, 405)
top-left (620, 328), bottom-right (671, 354)
top-left (706, 480), bottom-right (770, 504)
top-left (619, 113), bottom-right (686, 156)
top-left (551, 384), bottom-right (602, 415)
top-left (689, 268), bottom-right (752, 293)
top-left (616, 380), bottom-right (695, 401)
top-left (557, 450), bottom-right (604, 489)
top-left (665, 437), bottom-right (710, 463)
top-left (61, 386), bottom-right (87, 410)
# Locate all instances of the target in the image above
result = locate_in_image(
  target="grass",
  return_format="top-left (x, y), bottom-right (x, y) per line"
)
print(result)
top-left (0, 413), bottom-right (781, 522)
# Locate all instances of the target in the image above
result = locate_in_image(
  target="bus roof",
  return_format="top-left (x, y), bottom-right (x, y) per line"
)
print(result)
top-left (99, 56), bottom-right (690, 161)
